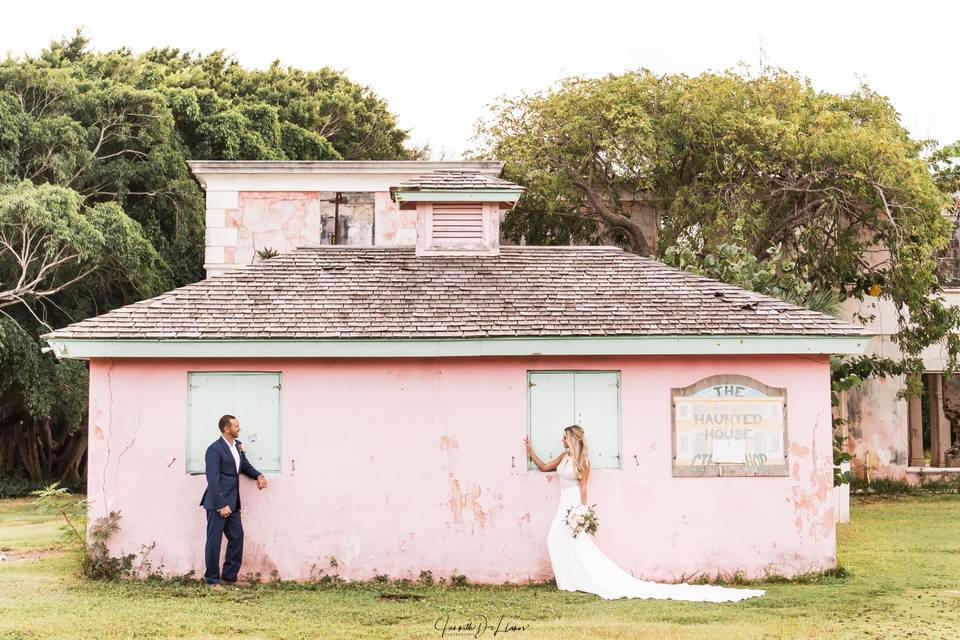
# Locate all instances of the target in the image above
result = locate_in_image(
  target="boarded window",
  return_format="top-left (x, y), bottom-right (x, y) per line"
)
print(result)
top-left (430, 203), bottom-right (484, 244)
top-left (527, 371), bottom-right (621, 470)
top-left (187, 372), bottom-right (281, 474)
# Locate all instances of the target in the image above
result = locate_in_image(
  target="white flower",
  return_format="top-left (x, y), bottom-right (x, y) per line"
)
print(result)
top-left (564, 504), bottom-right (599, 538)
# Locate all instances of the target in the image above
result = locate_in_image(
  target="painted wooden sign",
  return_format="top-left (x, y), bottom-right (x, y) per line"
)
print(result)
top-left (671, 375), bottom-right (788, 477)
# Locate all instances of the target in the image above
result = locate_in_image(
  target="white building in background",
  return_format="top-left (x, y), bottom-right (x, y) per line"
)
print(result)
top-left (839, 223), bottom-right (960, 484)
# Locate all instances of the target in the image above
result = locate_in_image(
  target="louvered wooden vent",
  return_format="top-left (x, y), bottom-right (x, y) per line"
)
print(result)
top-left (431, 203), bottom-right (484, 243)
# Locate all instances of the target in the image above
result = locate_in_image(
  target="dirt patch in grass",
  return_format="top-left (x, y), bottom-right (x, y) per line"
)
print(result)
top-left (0, 548), bottom-right (65, 563)
top-left (379, 592), bottom-right (425, 601)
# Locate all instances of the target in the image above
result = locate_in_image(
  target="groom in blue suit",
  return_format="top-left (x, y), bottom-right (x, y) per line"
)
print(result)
top-left (200, 414), bottom-right (268, 588)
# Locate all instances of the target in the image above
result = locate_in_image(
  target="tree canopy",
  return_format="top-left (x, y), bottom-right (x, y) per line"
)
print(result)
top-left (0, 32), bottom-right (416, 483)
top-left (478, 67), bottom-right (960, 387)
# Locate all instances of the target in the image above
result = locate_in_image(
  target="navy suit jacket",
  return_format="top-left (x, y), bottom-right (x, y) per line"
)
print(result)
top-left (199, 437), bottom-right (262, 511)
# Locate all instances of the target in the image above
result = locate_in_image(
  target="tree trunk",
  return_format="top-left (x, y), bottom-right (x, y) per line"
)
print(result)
top-left (15, 419), bottom-right (44, 482)
top-left (1, 416), bottom-right (87, 485)
top-left (0, 426), bottom-right (17, 476)
top-left (572, 180), bottom-right (652, 256)
top-left (59, 431), bottom-right (87, 487)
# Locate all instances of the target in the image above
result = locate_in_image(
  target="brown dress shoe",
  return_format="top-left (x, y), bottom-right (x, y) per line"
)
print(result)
top-left (207, 582), bottom-right (224, 590)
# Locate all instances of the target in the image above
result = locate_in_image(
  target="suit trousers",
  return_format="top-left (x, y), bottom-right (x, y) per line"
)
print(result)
top-left (204, 508), bottom-right (243, 584)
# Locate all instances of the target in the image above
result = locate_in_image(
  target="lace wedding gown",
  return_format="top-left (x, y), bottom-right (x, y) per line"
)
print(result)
top-left (547, 455), bottom-right (766, 602)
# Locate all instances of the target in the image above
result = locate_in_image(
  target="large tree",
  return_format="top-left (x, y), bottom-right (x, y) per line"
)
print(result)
top-left (477, 68), bottom-right (960, 383)
top-left (0, 32), bottom-right (416, 483)
top-left (0, 181), bottom-right (162, 483)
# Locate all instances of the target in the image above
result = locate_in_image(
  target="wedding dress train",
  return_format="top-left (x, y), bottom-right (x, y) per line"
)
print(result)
top-left (546, 455), bottom-right (766, 602)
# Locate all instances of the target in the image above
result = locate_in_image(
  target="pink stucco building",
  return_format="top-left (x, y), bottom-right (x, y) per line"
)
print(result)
top-left (43, 162), bottom-right (869, 584)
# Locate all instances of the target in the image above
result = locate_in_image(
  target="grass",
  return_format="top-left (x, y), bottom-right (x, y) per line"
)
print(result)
top-left (0, 496), bottom-right (958, 639)
top-left (0, 497), bottom-right (68, 553)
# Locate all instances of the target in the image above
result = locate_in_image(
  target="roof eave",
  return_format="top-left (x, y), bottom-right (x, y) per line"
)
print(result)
top-left (390, 188), bottom-right (526, 204)
top-left (43, 334), bottom-right (870, 360)
top-left (187, 160), bottom-right (505, 176)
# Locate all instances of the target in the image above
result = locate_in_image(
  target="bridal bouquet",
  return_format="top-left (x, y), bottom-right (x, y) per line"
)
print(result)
top-left (564, 504), bottom-right (599, 538)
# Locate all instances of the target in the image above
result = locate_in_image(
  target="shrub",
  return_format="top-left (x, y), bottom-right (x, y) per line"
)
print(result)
top-left (31, 483), bottom-right (134, 580)
top-left (85, 511), bottom-right (135, 580)
top-left (851, 476), bottom-right (960, 495)
top-left (0, 476), bottom-right (61, 498)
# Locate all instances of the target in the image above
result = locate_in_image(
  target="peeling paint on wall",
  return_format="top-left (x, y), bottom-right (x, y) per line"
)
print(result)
top-left (86, 355), bottom-right (837, 583)
top-left (374, 192), bottom-right (417, 246)
top-left (846, 375), bottom-right (909, 480)
top-left (448, 473), bottom-right (466, 526)
top-left (204, 191), bottom-right (381, 276)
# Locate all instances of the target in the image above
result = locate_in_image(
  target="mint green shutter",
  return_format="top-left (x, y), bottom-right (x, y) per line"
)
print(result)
top-left (528, 371), bottom-right (621, 470)
top-left (528, 372), bottom-right (576, 469)
top-left (573, 371), bottom-right (621, 469)
top-left (187, 372), bottom-right (281, 474)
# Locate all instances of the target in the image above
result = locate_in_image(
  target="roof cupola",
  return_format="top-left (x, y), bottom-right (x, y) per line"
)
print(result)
top-left (390, 171), bottom-right (524, 256)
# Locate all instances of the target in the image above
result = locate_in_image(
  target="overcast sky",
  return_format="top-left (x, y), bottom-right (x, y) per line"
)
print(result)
top-left (4, 1), bottom-right (957, 159)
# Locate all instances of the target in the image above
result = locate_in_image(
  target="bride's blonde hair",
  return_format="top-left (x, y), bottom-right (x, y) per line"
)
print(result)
top-left (564, 425), bottom-right (590, 481)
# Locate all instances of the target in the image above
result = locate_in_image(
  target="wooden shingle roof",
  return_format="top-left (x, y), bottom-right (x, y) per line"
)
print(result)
top-left (43, 246), bottom-right (867, 341)
top-left (390, 171), bottom-right (522, 198)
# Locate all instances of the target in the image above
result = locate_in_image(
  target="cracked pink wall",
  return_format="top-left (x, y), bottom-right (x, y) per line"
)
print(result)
top-left (374, 192), bottom-right (417, 246)
top-left (205, 191), bottom-right (416, 276)
top-left (233, 192), bottom-right (327, 265)
top-left (86, 354), bottom-right (835, 583)
top-left (203, 187), bottom-right (519, 273)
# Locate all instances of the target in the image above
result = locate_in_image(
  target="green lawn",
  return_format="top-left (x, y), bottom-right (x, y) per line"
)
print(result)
top-left (1, 496), bottom-right (958, 639)
top-left (0, 497), bottom-right (70, 553)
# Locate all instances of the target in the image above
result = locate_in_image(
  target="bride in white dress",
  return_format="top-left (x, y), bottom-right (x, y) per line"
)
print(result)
top-left (524, 425), bottom-right (765, 602)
